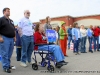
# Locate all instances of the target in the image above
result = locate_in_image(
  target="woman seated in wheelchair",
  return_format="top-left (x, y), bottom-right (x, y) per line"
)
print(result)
top-left (34, 23), bottom-right (67, 66)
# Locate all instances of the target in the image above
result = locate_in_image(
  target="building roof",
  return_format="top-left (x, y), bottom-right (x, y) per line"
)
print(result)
top-left (33, 14), bottom-right (100, 23)
top-left (40, 15), bottom-right (73, 21)
top-left (73, 14), bottom-right (100, 18)
top-left (33, 22), bottom-right (41, 24)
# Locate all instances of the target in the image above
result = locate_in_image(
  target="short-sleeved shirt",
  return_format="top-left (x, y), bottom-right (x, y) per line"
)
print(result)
top-left (0, 16), bottom-right (15, 38)
top-left (44, 23), bottom-right (52, 33)
top-left (18, 17), bottom-right (33, 36)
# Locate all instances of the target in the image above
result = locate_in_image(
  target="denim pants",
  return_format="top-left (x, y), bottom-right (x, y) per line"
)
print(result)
top-left (0, 36), bottom-right (14, 69)
top-left (21, 35), bottom-right (34, 63)
top-left (16, 48), bottom-right (21, 61)
top-left (78, 38), bottom-right (81, 52)
top-left (73, 39), bottom-right (79, 53)
top-left (68, 36), bottom-right (72, 49)
top-left (99, 44), bottom-right (100, 50)
top-left (88, 37), bottom-right (93, 51)
top-left (80, 36), bottom-right (87, 52)
top-left (93, 36), bottom-right (99, 51)
top-left (38, 45), bottom-right (65, 62)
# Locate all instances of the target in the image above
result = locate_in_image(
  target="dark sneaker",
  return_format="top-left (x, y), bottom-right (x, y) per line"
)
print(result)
top-left (76, 52), bottom-right (80, 55)
top-left (81, 52), bottom-right (87, 53)
top-left (68, 48), bottom-right (70, 50)
top-left (73, 51), bottom-right (76, 53)
top-left (75, 53), bottom-right (78, 55)
top-left (89, 50), bottom-right (93, 53)
top-left (17, 60), bottom-right (20, 61)
top-left (81, 52), bottom-right (84, 53)
top-left (91, 51), bottom-right (93, 53)
top-left (57, 61), bottom-right (68, 65)
top-left (75, 52), bottom-right (80, 55)
top-left (64, 55), bottom-right (68, 57)
top-left (4, 69), bottom-right (11, 73)
top-left (56, 63), bottom-right (63, 67)
top-left (84, 52), bottom-right (87, 53)
top-left (61, 61), bottom-right (68, 65)
top-left (89, 50), bottom-right (91, 52)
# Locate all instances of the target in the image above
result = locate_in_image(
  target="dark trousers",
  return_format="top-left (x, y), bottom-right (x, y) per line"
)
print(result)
top-left (80, 36), bottom-right (87, 52)
top-left (88, 37), bottom-right (93, 51)
top-left (73, 39), bottom-right (80, 53)
top-left (93, 36), bottom-right (99, 51)
top-left (99, 44), bottom-right (100, 50)
top-left (16, 48), bottom-right (21, 61)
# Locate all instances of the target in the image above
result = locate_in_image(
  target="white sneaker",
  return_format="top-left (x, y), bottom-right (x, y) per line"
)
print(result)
top-left (20, 62), bottom-right (27, 67)
top-left (26, 61), bottom-right (34, 65)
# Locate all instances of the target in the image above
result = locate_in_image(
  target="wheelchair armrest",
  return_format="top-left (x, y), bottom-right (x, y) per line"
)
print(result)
top-left (48, 42), bottom-right (55, 45)
top-left (34, 43), bottom-right (55, 46)
top-left (35, 43), bottom-right (48, 46)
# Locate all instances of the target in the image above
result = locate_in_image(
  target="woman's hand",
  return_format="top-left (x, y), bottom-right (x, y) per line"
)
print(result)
top-left (74, 36), bottom-right (76, 40)
top-left (0, 36), bottom-right (4, 42)
top-left (64, 33), bottom-right (67, 35)
top-left (14, 37), bottom-right (16, 42)
top-left (42, 36), bottom-right (47, 40)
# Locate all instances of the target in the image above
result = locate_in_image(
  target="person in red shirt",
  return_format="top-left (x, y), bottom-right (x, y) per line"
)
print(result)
top-left (34, 23), bottom-right (67, 66)
top-left (92, 26), bottom-right (100, 51)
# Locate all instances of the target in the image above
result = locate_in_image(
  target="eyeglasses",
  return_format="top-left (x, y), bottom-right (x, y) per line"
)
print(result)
top-left (27, 12), bottom-right (30, 14)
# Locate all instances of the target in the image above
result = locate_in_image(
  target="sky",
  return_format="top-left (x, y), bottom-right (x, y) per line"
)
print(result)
top-left (0, 0), bottom-right (100, 24)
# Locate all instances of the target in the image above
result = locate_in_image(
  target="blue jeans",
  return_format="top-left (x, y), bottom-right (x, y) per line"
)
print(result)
top-left (78, 38), bottom-right (81, 52)
top-left (88, 37), bottom-right (93, 51)
top-left (99, 44), bottom-right (100, 50)
top-left (38, 45), bottom-right (65, 62)
top-left (73, 39), bottom-right (80, 53)
top-left (0, 36), bottom-right (14, 69)
top-left (16, 48), bottom-right (21, 61)
top-left (93, 36), bottom-right (99, 51)
top-left (21, 35), bottom-right (34, 63)
top-left (80, 36), bottom-right (87, 52)
top-left (68, 36), bottom-right (72, 49)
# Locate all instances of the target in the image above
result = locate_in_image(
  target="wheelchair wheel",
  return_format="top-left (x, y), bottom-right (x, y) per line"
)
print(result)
top-left (47, 65), bottom-right (54, 72)
top-left (41, 62), bottom-right (47, 67)
top-left (32, 63), bottom-right (38, 70)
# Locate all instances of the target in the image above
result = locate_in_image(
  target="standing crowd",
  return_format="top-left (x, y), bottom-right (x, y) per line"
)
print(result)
top-left (67, 23), bottom-right (100, 55)
top-left (0, 7), bottom-right (100, 73)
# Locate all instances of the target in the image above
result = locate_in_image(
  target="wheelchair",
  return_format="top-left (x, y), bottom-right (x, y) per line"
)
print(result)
top-left (32, 43), bottom-right (64, 72)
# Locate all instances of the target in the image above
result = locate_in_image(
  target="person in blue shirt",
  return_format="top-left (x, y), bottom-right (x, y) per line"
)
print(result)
top-left (18, 10), bottom-right (34, 67)
top-left (67, 25), bottom-right (72, 50)
top-left (87, 25), bottom-right (93, 53)
top-left (72, 23), bottom-right (81, 55)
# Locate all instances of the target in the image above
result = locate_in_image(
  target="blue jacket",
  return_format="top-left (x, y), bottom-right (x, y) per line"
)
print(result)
top-left (87, 28), bottom-right (93, 37)
top-left (15, 28), bottom-right (21, 47)
top-left (67, 28), bottom-right (72, 37)
top-left (72, 28), bottom-right (81, 40)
